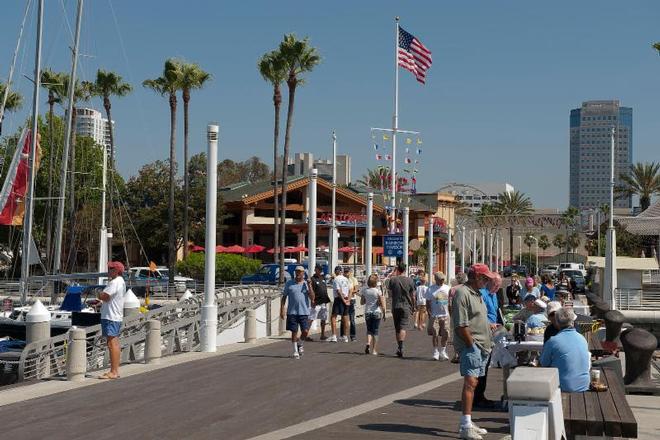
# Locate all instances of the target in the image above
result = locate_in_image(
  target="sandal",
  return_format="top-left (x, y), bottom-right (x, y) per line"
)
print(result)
top-left (98, 372), bottom-right (120, 380)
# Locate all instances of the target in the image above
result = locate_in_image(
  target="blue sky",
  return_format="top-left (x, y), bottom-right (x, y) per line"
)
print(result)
top-left (1, 0), bottom-right (659, 209)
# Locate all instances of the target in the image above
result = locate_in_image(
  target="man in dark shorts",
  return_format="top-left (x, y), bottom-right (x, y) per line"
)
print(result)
top-left (280, 266), bottom-right (315, 358)
top-left (329, 266), bottom-right (351, 342)
top-left (309, 264), bottom-right (330, 340)
top-left (388, 263), bottom-right (416, 357)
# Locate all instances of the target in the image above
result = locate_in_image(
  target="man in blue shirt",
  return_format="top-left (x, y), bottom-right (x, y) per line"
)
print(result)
top-left (280, 266), bottom-right (315, 359)
top-left (540, 308), bottom-right (590, 392)
top-left (474, 273), bottom-right (503, 409)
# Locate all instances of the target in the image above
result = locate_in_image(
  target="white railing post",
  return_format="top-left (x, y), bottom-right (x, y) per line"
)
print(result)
top-left (145, 319), bottom-right (161, 364)
top-left (66, 327), bottom-right (86, 381)
top-left (244, 309), bottom-right (257, 344)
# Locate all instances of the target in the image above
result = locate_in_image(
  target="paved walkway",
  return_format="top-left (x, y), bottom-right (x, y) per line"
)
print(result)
top-left (0, 320), bottom-right (509, 440)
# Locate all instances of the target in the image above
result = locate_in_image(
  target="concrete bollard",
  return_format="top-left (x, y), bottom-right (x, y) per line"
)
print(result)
top-left (66, 327), bottom-right (87, 381)
top-left (244, 309), bottom-right (257, 344)
top-left (123, 289), bottom-right (140, 317)
top-left (26, 300), bottom-right (51, 343)
top-left (144, 319), bottom-right (161, 364)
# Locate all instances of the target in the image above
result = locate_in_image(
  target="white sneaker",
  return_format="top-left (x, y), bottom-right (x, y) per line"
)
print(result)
top-left (432, 349), bottom-right (440, 360)
top-left (439, 348), bottom-right (450, 361)
top-left (342, 336), bottom-right (349, 343)
top-left (458, 425), bottom-right (484, 440)
top-left (459, 424), bottom-right (487, 435)
top-left (293, 352), bottom-right (300, 359)
top-left (327, 335), bottom-right (337, 342)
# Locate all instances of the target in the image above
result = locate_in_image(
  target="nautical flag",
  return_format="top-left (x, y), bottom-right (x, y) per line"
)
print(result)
top-left (404, 157), bottom-right (412, 164)
top-left (373, 143), bottom-right (379, 151)
top-left (417, 139), bottom-right (423, 145)
top-left (416, 147), bottom-right (423, 154)
top-left (383, 134), bottom-right (390, 141)
top-left (385, 154), bottom-right (392, 160)
top-left (376, 154), bottom-right (383, 160)
top-left (398, 27), bottom-right (432, 84)
top-left (405, 147), bottom-right (409, 154)
top-left (405, 138), bottom-right (412, 144)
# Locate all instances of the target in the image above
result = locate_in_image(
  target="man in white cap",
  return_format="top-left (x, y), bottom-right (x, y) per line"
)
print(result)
top-left (97, 261), bottom-right (127, 379)
top-left (543, 301), bottom-right (562, 343)
top-left (280, 266), bottom-right (315, 358)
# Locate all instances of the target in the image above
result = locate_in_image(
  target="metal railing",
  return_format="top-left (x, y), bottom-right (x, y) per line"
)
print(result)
top-left (615, 288), bottom-right (660, 310)
top-left (14, 284), bottom-right (281, 382)
top-left (643, 269), bottom-right (660, 285)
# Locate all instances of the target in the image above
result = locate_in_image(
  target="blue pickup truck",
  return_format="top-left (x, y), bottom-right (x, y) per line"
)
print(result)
top-left (240, 262), bottom-right (329, 284)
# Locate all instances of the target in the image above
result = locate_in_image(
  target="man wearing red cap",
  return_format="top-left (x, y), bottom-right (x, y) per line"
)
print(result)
top-left (97, 261), bottom-right (127, 379)
top-left (451, 264), bottom-right (496, 440)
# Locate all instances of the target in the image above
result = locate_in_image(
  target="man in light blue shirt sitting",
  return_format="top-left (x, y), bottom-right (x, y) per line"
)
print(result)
top-left (540, 308), bottom-right (590, 392)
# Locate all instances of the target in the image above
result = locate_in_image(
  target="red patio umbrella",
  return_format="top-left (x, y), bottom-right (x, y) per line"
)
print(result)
top-left (244, 244), bottom-right (265, 253)
top-left (338, 246), bottom-right (359, 253)
top-left (189, 245), bottom-right (205, 253)
top-left (224, 245), bottom-right (245, 253)
top-left (289, 245), bottom-right (308, 253)
top-left (215, 245), bottom-right (229, 253)
top-left (373, 247), bottom-right (384, 255)
top-left (267, 246), bottom-right (297, 254)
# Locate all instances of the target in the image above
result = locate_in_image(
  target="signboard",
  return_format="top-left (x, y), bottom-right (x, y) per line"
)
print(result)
top-left (317, 212), bottom-right (367, 228)
top-left (383, 234), bottom-right (404, 257)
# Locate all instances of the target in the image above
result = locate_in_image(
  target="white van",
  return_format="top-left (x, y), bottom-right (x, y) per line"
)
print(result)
top-left (558, 262), bottom-right (586, 277)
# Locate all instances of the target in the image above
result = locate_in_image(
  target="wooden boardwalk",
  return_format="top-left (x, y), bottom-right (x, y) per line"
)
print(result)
top-left (0, 320), bottom-right (508, 440)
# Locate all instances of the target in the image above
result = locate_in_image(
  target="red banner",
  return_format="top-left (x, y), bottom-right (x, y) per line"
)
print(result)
top-left (0, 129), bottom-right (40, 225)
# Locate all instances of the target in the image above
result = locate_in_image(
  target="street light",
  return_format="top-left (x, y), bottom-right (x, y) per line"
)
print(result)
top-left (518, 236), bottom-right (522, 266)
top-left (528, 235), bottom-right (539, 275)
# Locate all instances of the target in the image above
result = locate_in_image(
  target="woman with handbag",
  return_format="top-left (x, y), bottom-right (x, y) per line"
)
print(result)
top-left (361, 273), bottom-right (386, 355)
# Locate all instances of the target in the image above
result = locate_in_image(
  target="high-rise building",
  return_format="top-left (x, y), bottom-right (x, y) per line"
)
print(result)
top-left (569, 100), bottom-right (632, 211)
top-left (292, 152), bottom-right (351, 185)
top-left (75, 108), bottom-right (114, 148)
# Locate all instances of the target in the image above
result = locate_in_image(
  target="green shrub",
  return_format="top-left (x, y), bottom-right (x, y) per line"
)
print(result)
top-left (176, 253), bottom-right (262, 281)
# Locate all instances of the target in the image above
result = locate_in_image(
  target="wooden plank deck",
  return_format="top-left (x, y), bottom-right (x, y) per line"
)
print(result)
top-left (0, 320), bottom-right (509, 440)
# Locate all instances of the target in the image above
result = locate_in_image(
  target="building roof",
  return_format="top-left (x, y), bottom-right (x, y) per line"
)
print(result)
top-left (638, 200), bottom-right (660, 218)
top-left (587, 256), bottom-right (659, 271)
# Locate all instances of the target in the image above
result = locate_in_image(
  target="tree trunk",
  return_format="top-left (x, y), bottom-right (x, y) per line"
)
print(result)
top-left (104, 96), bottom-right (115, 261)
top-left (272, 85), bottom-right (281, 268)
top-left (168, 93), bottom-right (177, 286)
top-left (45, 99), bottom-right (55, 272)
top-left (183, 89), bottom-right (190, 259)
top-left (279, 79), bottom-right (297, 284)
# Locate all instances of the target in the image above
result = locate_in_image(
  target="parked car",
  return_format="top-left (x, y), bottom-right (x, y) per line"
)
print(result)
top-left (559, 269), bottom-right (586, 292)
top-left (503, 266), bottom-right (513, 277)
top-left (127, 267), bottom-right (193, 294)
top-left (514, 265), bottom-right (528, 276)
top-left (540, 265), bottom-right (559, 278)
top-left (558, 262), bottom-right (587, 277)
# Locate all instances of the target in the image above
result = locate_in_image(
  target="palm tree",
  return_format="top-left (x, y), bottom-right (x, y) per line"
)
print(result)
top-left (40, 69), bottom-right (66, 269)
top-left (615, 162), bottom-right (660, 212)
top-left (143, 59), bottom-right (183, 279)
top-left (524, 234), bottom-right (535, 267)
top-left (91, 69), bottom-right (132, 260)
top-left (178, 61), bottom-right (210, 258)
top-left (277, 34), bottom-right (321, 280)
top-left (0, 82), bottom-right (23, 135)
top-left (494, 190), bottom-right (533, 268)
top-left (653, 42), bottom-right (660, 54)
top-left (567, 231), bottom-right (581, 257)
top-left (258, 50), bottom-right (287, 270)
top-left (552, 234), bottom-right (566, 253)
top-left (538, 234), bottom-right (550, 254)
top-left (357, 166), bottom-right (393, 189)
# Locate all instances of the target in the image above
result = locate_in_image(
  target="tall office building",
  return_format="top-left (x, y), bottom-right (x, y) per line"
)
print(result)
top-left (569, 100), bottom-right (632, 211)
top-left (75, 108), bottom-right (114, 148)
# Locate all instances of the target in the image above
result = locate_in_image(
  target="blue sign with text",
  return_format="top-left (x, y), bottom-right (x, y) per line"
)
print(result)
top-left (383, 234), bottom-right (404, 257)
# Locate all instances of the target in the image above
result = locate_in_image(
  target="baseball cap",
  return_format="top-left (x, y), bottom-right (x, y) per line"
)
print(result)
top-left (546, 301), bottom-right (561, 315)
top-left (107, 261), bottom-right (125, 274)
top-left (469, 264), bottom-right (496, 279)
top-left (294, 266), bottom-right (305, 272)
top-left (534, 298), bottom-right (547, 309)
top-left (334, 265), bottom-right (343, 274)
top-left (434, 271), bottom-right (446, 281)
top-left (523, 293), bottom-right (537, 303)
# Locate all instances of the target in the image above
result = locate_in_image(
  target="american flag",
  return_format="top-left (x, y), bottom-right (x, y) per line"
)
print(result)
top-left (398, 27), bottom-right (432, 84)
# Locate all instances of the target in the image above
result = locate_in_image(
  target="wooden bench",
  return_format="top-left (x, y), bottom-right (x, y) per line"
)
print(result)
top-left (561, 368), bottom-right (637, 439)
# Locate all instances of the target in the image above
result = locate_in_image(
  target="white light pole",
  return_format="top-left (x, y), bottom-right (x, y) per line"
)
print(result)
top-left (366, 193), bottom-right (373, 276)
top-left (472, 229), bottom-right (477, 266)
top-left (481, 230), bottom-right (486, 264)
top-left (201, 124), bottom-right (219, 352)
top-left (518, 236), bottom-right (522, 266)
top-left (447, 226), bottom-right (455, 281)
top-left (461, 225), bottom-right (466, 273)
top-left (308, 169), bottom-right (317, 273)
top-left (500, 235), bottom-right (505, 272)
top-left (604, 127), bottom-right (618, 309)
top-left (329, 131), bottom-right (337, 271)
top-left (528, 235), bottom-right (539, 275)
top-left (427, 217), bottom-right (434, 286)
top-left (403, 207), bottom-right (410, 275)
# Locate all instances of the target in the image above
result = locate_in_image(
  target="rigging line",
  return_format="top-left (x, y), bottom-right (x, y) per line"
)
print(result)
top-left (114, 190), bottom-right (131, 268)
top-left (0, 0), bottom-right (32, 128)
top-left (59, 0), bottom-right (76, 43)
top-left (112, 172), bottom-right (150, 267)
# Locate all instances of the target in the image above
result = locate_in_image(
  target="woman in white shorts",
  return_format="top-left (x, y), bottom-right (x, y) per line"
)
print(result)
top-left (414, 274), bottom-right (428, 330)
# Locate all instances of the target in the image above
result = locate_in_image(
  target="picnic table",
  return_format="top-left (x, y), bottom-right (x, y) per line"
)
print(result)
top-left (561, 368), bottom-right (637, 439)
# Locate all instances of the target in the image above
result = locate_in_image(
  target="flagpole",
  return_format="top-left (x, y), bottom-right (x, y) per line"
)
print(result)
top-left (391, 16), bottom-right (399, 236)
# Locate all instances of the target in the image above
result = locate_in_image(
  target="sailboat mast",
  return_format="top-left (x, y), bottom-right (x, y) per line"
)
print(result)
top-left (19, 0), bottom-right (44, 304)
top-left (52, 0), bottom-right (84, 276)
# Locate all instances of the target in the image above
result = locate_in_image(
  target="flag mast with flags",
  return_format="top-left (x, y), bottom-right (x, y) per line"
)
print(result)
top-left (387, 17), bottom-right (432, 233)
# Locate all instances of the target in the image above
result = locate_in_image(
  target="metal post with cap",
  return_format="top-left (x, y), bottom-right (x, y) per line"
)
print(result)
top-left (366, 193), bottom-right (373, 276)
top-left (604, 127), bottom-right (618, 309)
top-left (309, 168), bottom-right (317, 273)
top-left (201, 124), bottom-right (219, 352)
top-left (403, 207), bottom-right (409, 275)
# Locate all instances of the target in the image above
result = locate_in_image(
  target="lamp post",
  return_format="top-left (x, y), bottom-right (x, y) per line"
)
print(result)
top-left (461, 225), bottom-right (466, 273)
top-left (427, 216), bottom-right (434, 285)
top-left (604, 127), bottom-right (618, 309)
top-left (308, 168), bottom-right (317, 273)
top-left (329, 131), bottom-right (338, 272)
top-left (403, 207), bottom-right (410, 275)
top-left (518, 236), bottom-right (522, 266)
top-left (528, 235), bottom-right (538, 275)
top-left (366, 193), bottom-right (373, 276)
